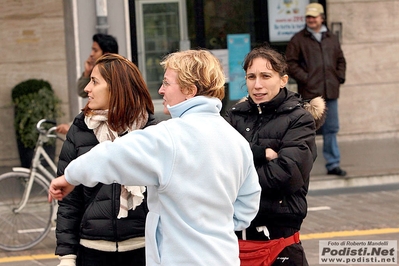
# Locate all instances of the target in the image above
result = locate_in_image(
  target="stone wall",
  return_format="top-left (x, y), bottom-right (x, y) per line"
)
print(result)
top-left (328, 0), bottom-right (399, 139)
top-left (0, 0), bottom-right (69, 166)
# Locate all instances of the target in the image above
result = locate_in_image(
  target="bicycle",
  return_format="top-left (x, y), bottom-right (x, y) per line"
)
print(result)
top-left (0, 119), bottom-right (64, 251)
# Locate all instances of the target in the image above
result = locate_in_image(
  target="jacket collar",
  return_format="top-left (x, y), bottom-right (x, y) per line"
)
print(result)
top-left (231, 88), bottom-right (302, 114)
top-left (306, 24), bottom-right (327, 34)
top-left (167, 96), bottom-right (222, 118)
top-left (248, 88), bottom-right (286, 112)
top-left (304, 26), bottom-right (332, 38)
top-left (73, 112), bottom-right (90, 130)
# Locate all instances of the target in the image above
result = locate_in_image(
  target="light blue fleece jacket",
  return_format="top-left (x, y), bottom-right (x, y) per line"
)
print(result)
top-left (64, 96), bottom-right (261, 265)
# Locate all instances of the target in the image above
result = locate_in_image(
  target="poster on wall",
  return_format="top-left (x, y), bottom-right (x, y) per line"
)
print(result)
top-left (268, 0), bottom-right (310, 42)
top-left (211, 49), bottom-right (229, 83)
top-left (227, 34), bottom-right (250, 101)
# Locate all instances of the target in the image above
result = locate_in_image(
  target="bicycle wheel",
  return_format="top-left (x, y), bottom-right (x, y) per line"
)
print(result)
top-left (0, 171), bottom-right (54, 251)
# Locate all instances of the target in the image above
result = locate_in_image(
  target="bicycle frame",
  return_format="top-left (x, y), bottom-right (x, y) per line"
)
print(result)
top-left (13, 120), bottom-right (59, 213)
top-left (0, 119), bottom-right (64, 251)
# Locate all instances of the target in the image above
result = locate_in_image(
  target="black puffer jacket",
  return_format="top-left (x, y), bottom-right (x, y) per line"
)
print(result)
top-left (55, 112), bottom-right (156, 256)
top-left (225, 88), bottom-right (317, 231)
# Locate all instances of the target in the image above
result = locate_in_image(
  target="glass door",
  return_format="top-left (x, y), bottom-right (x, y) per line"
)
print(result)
top-left (135, 0), bottom-right (189, 101)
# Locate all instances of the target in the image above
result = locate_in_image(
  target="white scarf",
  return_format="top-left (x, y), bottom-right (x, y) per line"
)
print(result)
top-left (84, 109), bottom-right (148, 219)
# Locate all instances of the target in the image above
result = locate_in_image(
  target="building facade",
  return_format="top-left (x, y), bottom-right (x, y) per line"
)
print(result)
top-left (1, 0), bottom-right (398, 166)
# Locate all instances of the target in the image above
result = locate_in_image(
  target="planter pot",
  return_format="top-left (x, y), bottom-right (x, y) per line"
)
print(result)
top-left (16, 138), bottom-right (55, 168)
top-left (11, 79), bottom-right (63, 168)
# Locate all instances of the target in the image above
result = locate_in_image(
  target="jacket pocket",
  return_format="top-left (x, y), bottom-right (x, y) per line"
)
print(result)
top-left (146, 211), bottom-right (161, 264)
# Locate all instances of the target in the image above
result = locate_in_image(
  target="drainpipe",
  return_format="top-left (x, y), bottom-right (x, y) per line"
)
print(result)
top-left (96, 0), bottom-right (108, 34)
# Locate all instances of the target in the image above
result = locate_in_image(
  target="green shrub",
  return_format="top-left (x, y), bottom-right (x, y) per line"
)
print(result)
top-left (12, 79), bottom-right (63, 149)
top-left (11, 79), bottom-right (52, 101)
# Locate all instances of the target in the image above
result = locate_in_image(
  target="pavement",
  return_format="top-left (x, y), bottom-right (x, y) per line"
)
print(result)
top-left (1, 135), bottom-right (399, 191)
top-left (309, 135), bottom-right (399, 191)
top-left (0, 135), bottom-right (399, 265)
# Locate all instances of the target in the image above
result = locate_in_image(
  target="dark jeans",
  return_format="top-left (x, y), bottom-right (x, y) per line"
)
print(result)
top-left (76, 245), bottom-right (145, 266)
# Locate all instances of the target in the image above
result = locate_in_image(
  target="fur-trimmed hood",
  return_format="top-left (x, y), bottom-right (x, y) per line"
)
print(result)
top-left (302, 96), bottom-right (326, 130)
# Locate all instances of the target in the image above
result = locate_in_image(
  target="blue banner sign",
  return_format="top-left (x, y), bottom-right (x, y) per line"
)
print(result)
top-left (227, 34), bottom-right (250, 100)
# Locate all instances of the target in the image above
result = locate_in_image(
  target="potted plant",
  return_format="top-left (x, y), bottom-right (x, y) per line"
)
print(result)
top-left (11, 79), bottom-right (63, 168)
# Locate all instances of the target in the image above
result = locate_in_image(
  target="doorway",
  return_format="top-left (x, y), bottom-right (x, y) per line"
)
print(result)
top-left (135, 0), bottom-right (189, 105)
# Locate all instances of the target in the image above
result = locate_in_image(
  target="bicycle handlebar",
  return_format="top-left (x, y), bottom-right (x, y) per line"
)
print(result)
top-left (36, 119), bottom-right (59, 137)
top-left (36, 119), bottom-right (56, 132)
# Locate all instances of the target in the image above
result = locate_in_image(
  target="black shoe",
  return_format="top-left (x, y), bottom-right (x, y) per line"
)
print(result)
top-left (327, 167), bottom-right (347, 176)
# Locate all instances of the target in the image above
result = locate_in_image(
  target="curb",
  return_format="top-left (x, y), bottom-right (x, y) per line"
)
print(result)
top-left (309, 174), bottom-right (399, 191)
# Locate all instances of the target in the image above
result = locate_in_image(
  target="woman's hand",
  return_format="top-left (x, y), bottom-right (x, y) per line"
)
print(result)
top-left (48, 175), bottom-right (75, 202)
top-left (265, 148), bottom-right (278, 161)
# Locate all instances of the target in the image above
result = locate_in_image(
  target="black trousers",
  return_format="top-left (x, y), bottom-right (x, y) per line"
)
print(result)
top-left (76, 245), bottom-right (145, 266)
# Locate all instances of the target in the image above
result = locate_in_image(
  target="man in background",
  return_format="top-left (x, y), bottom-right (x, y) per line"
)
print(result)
top-left (57, 33), bottom-right (118, 134)
top-left (285, 3), bottom-right (347, 176)
top-left (76, 33), bottom-right (119, 97)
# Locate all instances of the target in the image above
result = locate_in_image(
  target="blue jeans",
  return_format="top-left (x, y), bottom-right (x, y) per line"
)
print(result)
top-left (321, 99), bottom-right (341, 171)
